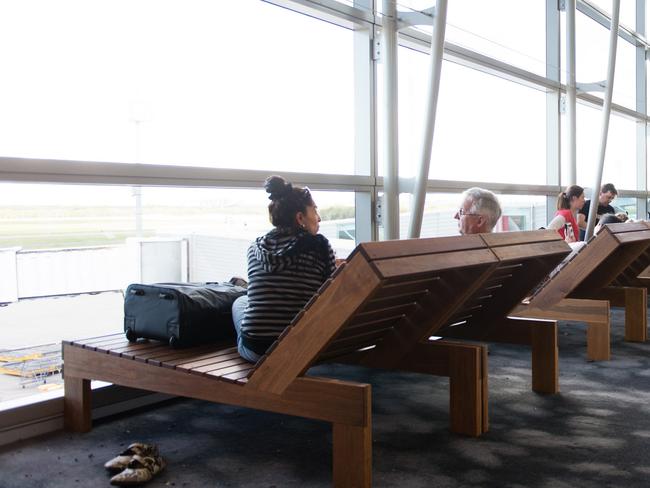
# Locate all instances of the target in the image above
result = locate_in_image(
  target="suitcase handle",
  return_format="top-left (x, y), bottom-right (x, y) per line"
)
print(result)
top-left (129, 288), bottom-right (145, 296)
top-left (159, 292), bottom-right (175, 300)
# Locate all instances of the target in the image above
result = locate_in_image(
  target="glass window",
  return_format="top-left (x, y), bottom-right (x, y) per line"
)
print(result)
top-left (590, 0), bottom-right (636, 29)
top-left (444, 0), bottom-right (546, 76)
top-left (0, 182), bottom-right (355, 405)
top-left (613, 196), bottom-right (636, 220)
top-left (396, 192), bottom-right (547, 238)
top-left (568, 104), bottom-right (636, 190)
top-left (392, 1), bottom-right (546, 75)
top-left (563, 12), bottom-right (637, 110)
top-left (379, 48), bottom-right (546, 184)
top-left (0, 1), bottom-right (355, 174)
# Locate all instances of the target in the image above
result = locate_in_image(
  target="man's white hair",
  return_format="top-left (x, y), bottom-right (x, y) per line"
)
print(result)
top-left (462, 187), bottom-right (502, 230)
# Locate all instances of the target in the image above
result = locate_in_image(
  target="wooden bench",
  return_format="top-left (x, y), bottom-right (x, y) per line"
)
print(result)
top-left (63, 233), bottom-right (569, 486)
top-left (512, 222), bottom-right (650, 362)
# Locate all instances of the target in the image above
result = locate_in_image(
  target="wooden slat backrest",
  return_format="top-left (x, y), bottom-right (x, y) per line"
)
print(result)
top-left (526, 223), bottom-right (650, 308)
top-left (247, 231), bottom-right (571, 394)
top-left (246, 234), bottom-right (500, 394)
top-left (437, 231), bottom-right (570, 331)
top-left (359, 230), bottom-right (568, 369)
top-left (245, 253), bottom-right (385, 394)
top-left (338, 263), bottom-right (499, 369)
top-left (610, 221), bottom-right (650, 288)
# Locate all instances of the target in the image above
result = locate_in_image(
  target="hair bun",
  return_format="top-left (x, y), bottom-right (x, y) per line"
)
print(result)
top-left (264, 175), bottom-right (292, 201)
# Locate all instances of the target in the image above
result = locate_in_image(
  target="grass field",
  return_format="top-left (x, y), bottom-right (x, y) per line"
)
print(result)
top-left (0, 204), bottom-right (355, 249)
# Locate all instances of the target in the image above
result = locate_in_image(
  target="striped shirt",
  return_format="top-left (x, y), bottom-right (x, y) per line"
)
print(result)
top-left (241, 228), bottom-right (336, 356)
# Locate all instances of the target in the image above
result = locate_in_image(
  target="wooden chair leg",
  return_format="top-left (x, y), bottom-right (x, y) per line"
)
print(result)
top-left (586, 320), bottom-right (611, 361)
top-left (64, 376), bottom-right (91, 432)
top-left (371, 340), bottom-right (490, 436)
top-left (332, 422), bottom-right (371, 488)
top-left (449, 344), bottom-right (488, 436)
top-left (531, 322), bottom-right (559, 394)
top-left (480, 346), bottom-right (489, 434)
top-left (624, 287), bottom-right (647, 342)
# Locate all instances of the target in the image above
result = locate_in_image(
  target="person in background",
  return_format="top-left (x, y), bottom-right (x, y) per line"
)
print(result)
top-left (545, 213), bottom-right (623, 283)
top-left (595, 213), bottom-right (626, 233)
top-left (547, 185), bottom-right (585, 243)
top-left (454, 187), bottom-right (502, 235)
top-left (231, 175), bottom-right (337, 363)
top-left (577, 183), bottom-right (618, 240)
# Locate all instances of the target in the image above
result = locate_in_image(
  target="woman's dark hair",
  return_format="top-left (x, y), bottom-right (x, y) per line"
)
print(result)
top-left (264, 175), bottom-right (314, 230)
top-left (557, 184), bottom-right (584, 210)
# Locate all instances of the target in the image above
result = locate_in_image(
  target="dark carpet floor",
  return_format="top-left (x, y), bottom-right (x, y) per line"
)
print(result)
top-left (2, 308), bottom-right (650, 487)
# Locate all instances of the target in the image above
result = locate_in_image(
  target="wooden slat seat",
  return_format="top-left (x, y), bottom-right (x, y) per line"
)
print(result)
top-left (64, 334), bottom-right (249, 384)
top-left (63, 230), bottom-right (569, 486)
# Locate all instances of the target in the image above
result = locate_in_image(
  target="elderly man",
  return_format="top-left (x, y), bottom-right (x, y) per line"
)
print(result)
top-left (577, 183), bottom-right (618, 240)
top-left (454, 187), bottom-right (502, 235)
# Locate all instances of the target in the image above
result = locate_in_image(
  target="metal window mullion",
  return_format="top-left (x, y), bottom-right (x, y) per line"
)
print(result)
top-left (636, 0), bottom-right (647, 219)
top-left (0, 158), bottom-right (376, 191)
top-left (577, 0), bottom-right (645, 46)
top-left (566, 0), bottom-right (577, 185)
top-left (547, 0), bottom-right (562, 220)
top-left (353, 0), bottom-right (375, 244)
top-left (263, 0), bottom-right (375, 29)
top-left (423, 179), bottom-right (561, 196)
top-left (380, 0), bottom-right (400, 240)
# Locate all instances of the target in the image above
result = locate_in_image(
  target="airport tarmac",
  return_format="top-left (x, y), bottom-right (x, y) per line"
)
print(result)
top-left (0, 292), bottom-right (124, 404)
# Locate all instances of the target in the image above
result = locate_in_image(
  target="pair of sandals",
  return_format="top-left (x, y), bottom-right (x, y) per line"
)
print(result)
top-left (104, 443), bottom-right (166, 486)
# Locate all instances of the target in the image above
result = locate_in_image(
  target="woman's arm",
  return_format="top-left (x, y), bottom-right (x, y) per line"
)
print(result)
top-left (547, 214), bottom-right (566, 230)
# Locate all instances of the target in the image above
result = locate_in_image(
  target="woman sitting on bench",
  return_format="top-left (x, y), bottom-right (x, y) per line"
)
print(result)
top-left (232, 175), bottom-right (337, 363)
top-left (547, 184), bottom-right (585, 243)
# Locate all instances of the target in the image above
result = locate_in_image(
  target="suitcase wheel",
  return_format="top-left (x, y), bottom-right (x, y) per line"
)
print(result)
top-left (169, 336), bottom-right (179, 348)
top-left (125, 328), bottom-right (138, 342)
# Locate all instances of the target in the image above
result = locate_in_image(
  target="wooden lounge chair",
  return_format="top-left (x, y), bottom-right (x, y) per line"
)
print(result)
top-left (416, 231), bottom-right (574, 394)
top-left (63, 232), bottom-right (568, 486)
top-left (511, 222), bottom-right (650, 362)
top-left (606, 220), bottom-right (650, 341)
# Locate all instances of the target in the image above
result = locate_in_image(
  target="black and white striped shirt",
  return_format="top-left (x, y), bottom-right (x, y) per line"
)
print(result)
top-left (241, 228), bottom-right (336, 356)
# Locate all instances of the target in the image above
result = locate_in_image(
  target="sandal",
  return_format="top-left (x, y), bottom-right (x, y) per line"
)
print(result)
top-left (104, 443), bottom-right (160, 472)
top-left (109, 454), bottom-right (166, 486)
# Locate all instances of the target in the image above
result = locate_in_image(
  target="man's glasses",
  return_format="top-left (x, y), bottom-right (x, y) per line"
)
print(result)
top-left (457, 208), bottom-right (480, 217)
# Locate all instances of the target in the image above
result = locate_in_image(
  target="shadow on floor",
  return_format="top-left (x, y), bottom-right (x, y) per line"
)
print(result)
top-left (2, 308), bottom-right (650, 487)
